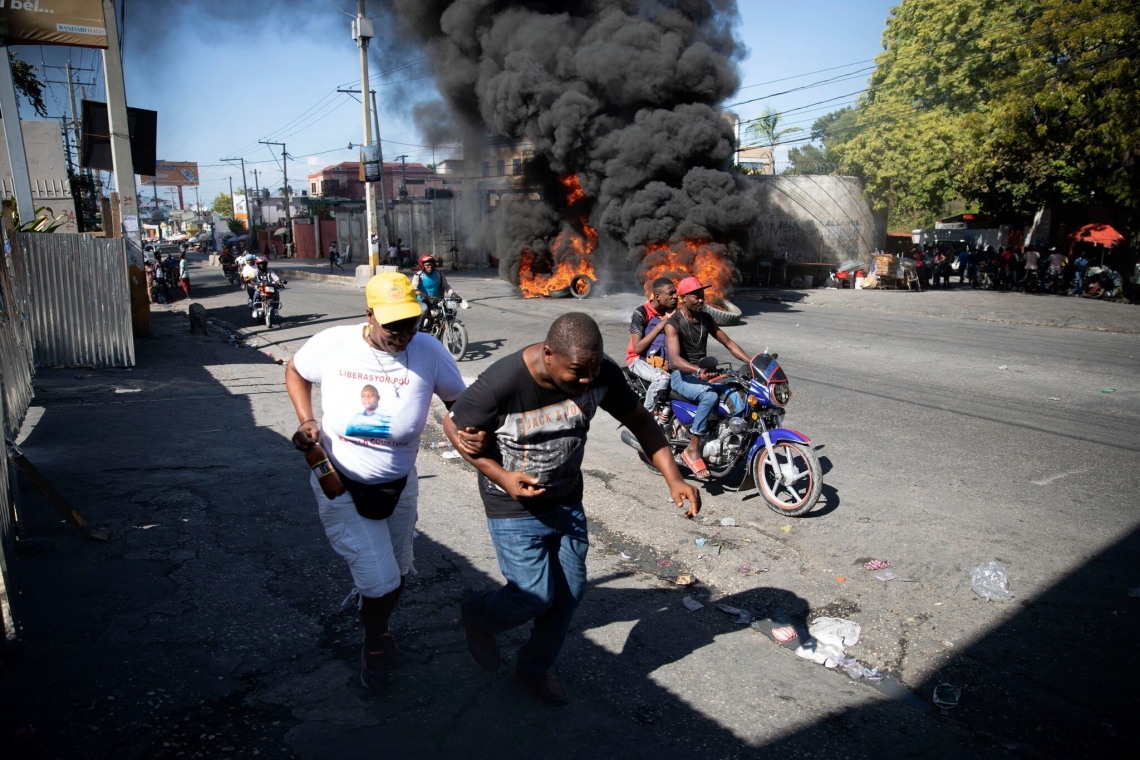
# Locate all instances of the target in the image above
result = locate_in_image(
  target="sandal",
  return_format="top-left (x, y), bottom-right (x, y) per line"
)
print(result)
top-left (680, 450), bottom-right (711, 480)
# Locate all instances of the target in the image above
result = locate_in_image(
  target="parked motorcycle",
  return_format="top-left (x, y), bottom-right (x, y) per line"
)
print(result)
top-left (1044, 267), bottom-right (1064, 295)
top-left (420, 294), bottom-right (469, 360)
top-left (250, 277), bottom-right (285, 328)
top-left (621, 353), bottom-right (823, 516)
top-left (1082, 266), bottom-right (1123, 299)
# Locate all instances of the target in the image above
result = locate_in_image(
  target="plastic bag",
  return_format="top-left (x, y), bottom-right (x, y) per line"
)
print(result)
top-left (971, 560), bottom-right (1012, 601)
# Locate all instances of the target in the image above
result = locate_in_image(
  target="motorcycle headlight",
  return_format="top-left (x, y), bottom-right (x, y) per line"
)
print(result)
top-left (772, 382), bottom-right (791, 406)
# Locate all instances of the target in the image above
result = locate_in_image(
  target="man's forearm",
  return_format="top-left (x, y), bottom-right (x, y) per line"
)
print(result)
top-left (442, 415), bottom-right (511, 487)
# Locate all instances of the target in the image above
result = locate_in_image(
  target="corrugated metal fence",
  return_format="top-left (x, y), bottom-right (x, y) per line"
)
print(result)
top-left (16, 234), bottom-right (135, 369)
top-left (1, 230), bottom-right (135, 638)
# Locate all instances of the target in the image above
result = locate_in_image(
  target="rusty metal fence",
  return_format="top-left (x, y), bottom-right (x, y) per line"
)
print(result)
top-left (0, 230), bottom-right (136, 638)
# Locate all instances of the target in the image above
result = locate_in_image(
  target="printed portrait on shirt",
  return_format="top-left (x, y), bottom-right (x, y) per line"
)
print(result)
top-left (345, 384), bottom-right (392, 439)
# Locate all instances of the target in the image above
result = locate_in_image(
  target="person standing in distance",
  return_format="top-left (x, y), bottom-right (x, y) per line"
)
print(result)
top-left (285, 272), bottom-right (483, 692)
top-left (443, 313), bottom-right (700, 705)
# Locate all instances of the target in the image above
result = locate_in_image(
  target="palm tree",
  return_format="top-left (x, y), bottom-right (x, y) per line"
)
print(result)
top-left (745, 107), bottom-right (803, 174)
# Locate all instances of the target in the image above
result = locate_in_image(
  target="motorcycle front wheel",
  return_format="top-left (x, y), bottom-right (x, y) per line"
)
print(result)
top-left (443, 321), bottom-right (468, 360)
top-left (754, 442), bottom-right (822, 516)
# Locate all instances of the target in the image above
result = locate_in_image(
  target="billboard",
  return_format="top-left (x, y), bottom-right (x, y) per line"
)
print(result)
top-left (0, 0), bottom-right (109, 49)
top-left (79, 99), bottom-right (157, 176)
top-left (139, 161), bottom-right (199, 187)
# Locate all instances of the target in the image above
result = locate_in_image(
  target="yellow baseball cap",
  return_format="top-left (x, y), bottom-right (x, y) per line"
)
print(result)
top-left (365, 273), bottom-right (422, 325)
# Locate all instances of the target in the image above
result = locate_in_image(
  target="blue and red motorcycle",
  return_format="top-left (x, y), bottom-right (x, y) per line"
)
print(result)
top-left (622, 353), bottom-right (822, 516)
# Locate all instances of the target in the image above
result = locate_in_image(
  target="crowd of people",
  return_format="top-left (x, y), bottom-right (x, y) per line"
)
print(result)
top-left (907, 243), bottom-right (1103, 296)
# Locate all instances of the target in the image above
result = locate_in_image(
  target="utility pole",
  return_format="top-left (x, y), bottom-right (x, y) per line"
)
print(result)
top-left (340, 87), bottom-right (394, 249)
top-left (259, 141), bottom-right (290, 250)
top-left (352, 0), bottom-right (379, 271)
top-left (0, 38), bottom-right (36, 221)
top-left (252, 168), bottom-right (261, 227)
top-left (396, 154), bottom-right (409, 196)
top-left (221, 157), bottom-right (251, 241)
top-left (64, 62), bottom-right (84, 167)
top-left (228, 176), bottom-right (234, 223)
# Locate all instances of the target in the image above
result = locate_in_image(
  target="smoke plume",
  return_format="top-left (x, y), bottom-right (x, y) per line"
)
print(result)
top-left (391, 0), bottom-right (755, 291)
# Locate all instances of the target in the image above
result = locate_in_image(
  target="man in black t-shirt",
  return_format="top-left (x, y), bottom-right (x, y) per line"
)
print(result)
top-left (664, 277), bottom-right (754, 480)
top-left (444, 313), bottom-right (700, 705)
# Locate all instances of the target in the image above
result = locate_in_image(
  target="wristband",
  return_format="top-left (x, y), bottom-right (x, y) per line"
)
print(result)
top-left (300, 419), bottom-right (316, 426)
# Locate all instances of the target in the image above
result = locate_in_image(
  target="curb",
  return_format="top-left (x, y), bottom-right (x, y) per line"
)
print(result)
top-left (275, 268), bottom-right (359, 287)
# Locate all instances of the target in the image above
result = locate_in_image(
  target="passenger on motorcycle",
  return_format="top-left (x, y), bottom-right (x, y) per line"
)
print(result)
top-left (626, 277), bottom-right (677, 424)
top-left (245, 256), bottom-right (283, 304)
top-left (663, 277), bottom-right (755, 481)
top-left (411, 255), bottom-right (459, 323)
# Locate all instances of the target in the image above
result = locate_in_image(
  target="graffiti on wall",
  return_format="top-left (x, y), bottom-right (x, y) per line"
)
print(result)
top-left (750, 217), bottom-right (864, 262)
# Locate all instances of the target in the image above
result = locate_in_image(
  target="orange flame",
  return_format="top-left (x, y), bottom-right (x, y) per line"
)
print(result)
top-left (518, 173), bottom-right (597, 298)
top-left (640, 240), bottom-right (734, 307)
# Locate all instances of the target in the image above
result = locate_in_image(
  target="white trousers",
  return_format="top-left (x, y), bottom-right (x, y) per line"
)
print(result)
top-left (311, 467), bottom-right (419, 599)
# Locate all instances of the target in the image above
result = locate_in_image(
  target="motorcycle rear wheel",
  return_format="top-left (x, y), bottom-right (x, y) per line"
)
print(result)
top-left (443, 321), bottom-right (468, 360)
top-left (754, 442), bottom-right (822, 516)
top-left (265, 308), bottom-right (272, 329)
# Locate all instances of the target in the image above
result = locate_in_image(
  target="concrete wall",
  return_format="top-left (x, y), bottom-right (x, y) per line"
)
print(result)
top-left (0, 119), bottom-right (79, 233)
top-left (390, 197), bottom-right (485, 269)
top-left (743, 175), bottom-right (886, 265)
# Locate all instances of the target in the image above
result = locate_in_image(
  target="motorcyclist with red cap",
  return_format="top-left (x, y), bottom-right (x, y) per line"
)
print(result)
top-left (663, 276), bottom-right (754, 480)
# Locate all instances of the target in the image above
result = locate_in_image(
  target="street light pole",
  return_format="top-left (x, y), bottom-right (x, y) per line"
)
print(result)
top-left (353, 0), bottom-right (379, 271)
top-left (338, 86), bottom-right (395, 251)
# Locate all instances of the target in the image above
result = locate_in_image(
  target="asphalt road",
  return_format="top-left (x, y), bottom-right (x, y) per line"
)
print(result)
top-left (203, 259), bottom-right (1140, 754)
top-left (3, 257), bottom-right (1136, 758)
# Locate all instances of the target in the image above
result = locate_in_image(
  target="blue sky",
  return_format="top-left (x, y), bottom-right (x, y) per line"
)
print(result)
top-left (11, 0), bottom-right (896, 208)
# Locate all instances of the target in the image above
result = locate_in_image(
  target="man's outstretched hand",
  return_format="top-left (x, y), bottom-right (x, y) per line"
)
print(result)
top-left (669, 480), bottom-right (701, 518)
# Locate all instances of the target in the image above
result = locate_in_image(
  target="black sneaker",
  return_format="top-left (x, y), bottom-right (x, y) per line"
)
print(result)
top-left (360, 646), bottom-right (389, 691)
top-left (516, 669), bottom-right (569, 706)
top-left (460, 597), bottom-right (500, 671)
top-left (379, 632), bottom-right (408, 669)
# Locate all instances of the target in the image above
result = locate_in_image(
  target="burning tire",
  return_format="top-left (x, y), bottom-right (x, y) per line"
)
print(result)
top-left (570, 274), bottom-right (593, 299)
top-left (704, 298), bottom-right (742, 326)
top-left (546, 288), bottom-right (571, 298)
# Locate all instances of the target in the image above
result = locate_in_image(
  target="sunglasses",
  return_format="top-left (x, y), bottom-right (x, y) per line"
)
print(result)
top-left (378, 316), bottom-right (420, 336)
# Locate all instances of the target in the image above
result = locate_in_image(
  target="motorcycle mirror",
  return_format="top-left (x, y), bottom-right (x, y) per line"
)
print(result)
top-left (698, 356), bottom-right (719, 370)
top-left (771, 352), bottom-right (778, 361)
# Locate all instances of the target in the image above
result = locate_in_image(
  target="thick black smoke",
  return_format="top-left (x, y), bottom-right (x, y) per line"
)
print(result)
top-left (391, 0), bottom-right (755, 288)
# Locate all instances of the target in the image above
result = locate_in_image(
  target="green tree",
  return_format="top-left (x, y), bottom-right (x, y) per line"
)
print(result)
top-left (784, 108), bottom-right (863, 174)
top-left (830, 0), bottom-right (1140, 226)
top-left (212, 192), bottom-right (233, 217)
top-left (227, 218), bottom-right (246, 236)
top-left (744, 106), bottom-right (804, 150)
top-left (7, 52), bottom-right (48, 118)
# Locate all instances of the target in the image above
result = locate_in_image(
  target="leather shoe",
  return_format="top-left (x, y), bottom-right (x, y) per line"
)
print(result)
top-left (461, 597), bottom-right (500, 671)
top-left (516, 669), bottom-right (569, 706)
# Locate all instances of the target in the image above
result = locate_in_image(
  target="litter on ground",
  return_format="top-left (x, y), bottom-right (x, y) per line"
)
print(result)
top-left (682, 596), bottom-right (704, 612)
top-left (971, 560), bottom-right (1013, 601)
top-left (863, 559), bottom-right (890, 571)
top-left (721, 518), bottom-right (738, 527)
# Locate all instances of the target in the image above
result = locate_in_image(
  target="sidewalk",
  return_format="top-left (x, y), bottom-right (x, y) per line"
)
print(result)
top-left (0, 308), bottom-right (1014, 759)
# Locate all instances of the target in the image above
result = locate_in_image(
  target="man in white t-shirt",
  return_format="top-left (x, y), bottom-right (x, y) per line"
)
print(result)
top-left (285, 272), bottom-right (483, 692)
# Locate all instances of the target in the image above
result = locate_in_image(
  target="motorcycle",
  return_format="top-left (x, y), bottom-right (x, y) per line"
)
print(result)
top-left (420, 294), bottom-right (469, 360)
top-left (250, 277), bottom-right (285, 328)
top-left (221, 261), bottom-right (240, 286)
top-left (621, 353), bottom-right (823, 516)
top-left (1044, 267), bottom-right (1064, 295)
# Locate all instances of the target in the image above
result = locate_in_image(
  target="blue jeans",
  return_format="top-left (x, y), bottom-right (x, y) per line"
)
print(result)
top-left (466, 505), bottom-right (589, 676)
top-left (670, 371), bottom-right (721, 436)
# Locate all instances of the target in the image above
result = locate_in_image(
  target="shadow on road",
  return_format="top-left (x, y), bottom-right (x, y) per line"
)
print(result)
top-left (0, 311), bottom-right (1126, 758)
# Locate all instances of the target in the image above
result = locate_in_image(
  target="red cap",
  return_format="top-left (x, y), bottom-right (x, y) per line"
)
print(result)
top-left (676, 276), bottom-right (707, 296)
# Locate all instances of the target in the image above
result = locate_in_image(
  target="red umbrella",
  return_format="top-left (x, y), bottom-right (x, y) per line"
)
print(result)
top-left (1068, 223), bottom-right (1124, 247)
